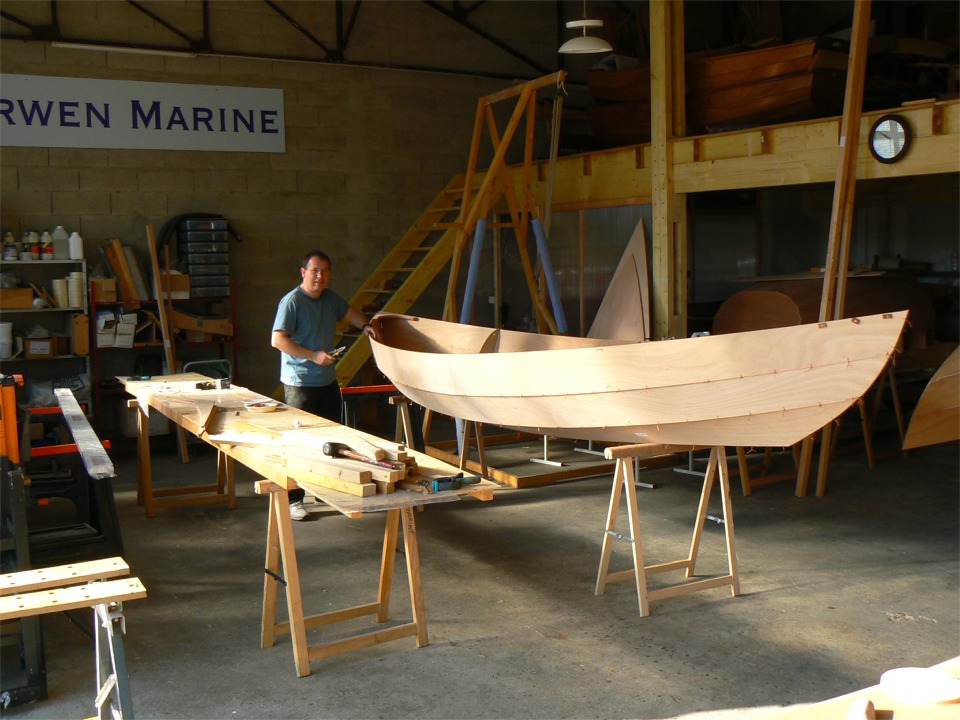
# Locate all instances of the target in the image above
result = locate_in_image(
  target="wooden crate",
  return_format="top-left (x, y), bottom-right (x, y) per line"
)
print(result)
top-left (0, 288), bottom-right (34, 309)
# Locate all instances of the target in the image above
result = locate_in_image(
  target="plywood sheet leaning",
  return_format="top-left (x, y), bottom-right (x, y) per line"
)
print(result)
top-left (104, 238), bottom-right (141, 303)
top-left (369, 311), bottom-right (908, 448)
top-left (903, 346), bottom-right (960, 450)
top-left (588, 217), bottom-right (650, 342)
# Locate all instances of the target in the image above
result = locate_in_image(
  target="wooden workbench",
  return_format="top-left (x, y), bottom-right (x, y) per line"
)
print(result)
top-left (122, 373), bottom-right (497, 677)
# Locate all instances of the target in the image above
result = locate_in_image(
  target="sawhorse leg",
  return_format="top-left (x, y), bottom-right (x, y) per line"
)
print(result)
top-left (459, 420), bottom-right (488, 480)
top-left (258, 482), bottom-right (429, 678)
top-left (261, 484), bottom-right (310, 677)
top-left (134, 401), bottom-right (154, 517)
top-left (93, 601), bottom-right (134, 720)
top-left (596, 446), bottom-right (740, 617)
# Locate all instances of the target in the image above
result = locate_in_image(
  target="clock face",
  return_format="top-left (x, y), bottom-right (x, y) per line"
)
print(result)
top-left (870, 115), bottom-right (911, 163)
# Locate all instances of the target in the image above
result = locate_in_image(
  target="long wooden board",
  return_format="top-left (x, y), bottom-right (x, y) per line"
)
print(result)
top-left (54, 388), bottom-right (114, 480)
top-left (0, 578), bottom-right (146, 620)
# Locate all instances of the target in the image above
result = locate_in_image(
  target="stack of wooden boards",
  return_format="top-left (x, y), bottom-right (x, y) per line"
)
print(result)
top-left (205, 404), bottom-right (420, 498)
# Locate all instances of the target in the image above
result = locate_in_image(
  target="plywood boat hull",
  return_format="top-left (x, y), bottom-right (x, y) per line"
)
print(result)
top-left (369, 312), bottom-right (908, 448)
top-left (902, 346), bottom-right (960, 450)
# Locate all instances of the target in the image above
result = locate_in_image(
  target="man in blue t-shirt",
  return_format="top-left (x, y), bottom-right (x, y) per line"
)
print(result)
top-left (271, 249), bottom-right (376, 520)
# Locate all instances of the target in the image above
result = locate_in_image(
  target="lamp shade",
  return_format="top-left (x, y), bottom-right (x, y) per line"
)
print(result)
top-left (558, 35), bottom-right (613, 54)
top-left (559, 18), bottom-right (612, 55)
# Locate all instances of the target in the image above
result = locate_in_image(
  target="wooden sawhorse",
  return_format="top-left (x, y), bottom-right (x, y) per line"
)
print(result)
top-left (0, 557), bottom-right (146, 719)
top-left (129, 398), bottom-right (236, 517)
top-left (596, 444), bottom-right (740, 617)
top-left (256, 480), bottom-right (429, 678)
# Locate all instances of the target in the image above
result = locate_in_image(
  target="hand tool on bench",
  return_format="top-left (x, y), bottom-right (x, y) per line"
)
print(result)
top-left (429, 473), bottom-right (481, 492)
top-left (321, 442), bottom-right (405, 471)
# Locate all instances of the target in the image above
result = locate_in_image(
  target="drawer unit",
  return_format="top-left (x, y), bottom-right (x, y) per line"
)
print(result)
top-left (189, 275), bottom-right (230, 288)
top-left (184, 264), bottom-right (230, 276)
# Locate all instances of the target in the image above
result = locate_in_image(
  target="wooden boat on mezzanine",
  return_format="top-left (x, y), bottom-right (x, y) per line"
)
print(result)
top-left (368, 311), bottom-right (909, 449)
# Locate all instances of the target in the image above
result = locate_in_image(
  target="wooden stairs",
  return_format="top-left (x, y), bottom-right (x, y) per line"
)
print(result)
top-left (335, 173), bottom-right (478, 386)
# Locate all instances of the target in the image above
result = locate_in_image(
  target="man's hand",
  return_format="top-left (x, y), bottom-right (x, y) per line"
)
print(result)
top-left (312, 349), bottom-right (337, 366)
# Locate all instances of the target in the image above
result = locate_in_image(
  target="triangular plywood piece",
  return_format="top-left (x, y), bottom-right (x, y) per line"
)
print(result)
top-left (588, 218), bottom-right (650, 342)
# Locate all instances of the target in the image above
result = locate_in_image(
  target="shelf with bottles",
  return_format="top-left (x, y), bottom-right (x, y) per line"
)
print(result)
top-left (0, 257), bottom-right (92, 416)
top-left (0, 256), bottom-right (90, 386)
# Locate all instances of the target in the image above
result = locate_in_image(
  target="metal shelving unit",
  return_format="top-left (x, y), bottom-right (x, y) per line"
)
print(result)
top-left (0, 259), bottom-right (91, 411)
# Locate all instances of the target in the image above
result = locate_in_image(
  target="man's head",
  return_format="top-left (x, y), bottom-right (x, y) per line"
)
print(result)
top-left (299, 250), bottom-right (332, 298)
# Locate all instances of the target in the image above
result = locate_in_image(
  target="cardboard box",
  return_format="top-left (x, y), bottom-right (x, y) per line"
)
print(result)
top-left (96, 331), bottom-right (116, 348)
top-left (96, 310), bottom-right (116, 330)
top-left (114, 332), bottom-right (134, 348)
top-left (73, 314), bottom-right (90, 356)
top-left (24, 337), bottom-right (55, 358)
top-left (0, 288), bottom-right (34, 309)
top-left (160, 273), bottom-right (190, 300)
top-left (91, 278), bottom-right (117, 303)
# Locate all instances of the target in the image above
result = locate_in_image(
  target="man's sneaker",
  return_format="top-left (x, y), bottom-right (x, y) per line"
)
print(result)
top-left (289, 500), bottom-right (309, 521)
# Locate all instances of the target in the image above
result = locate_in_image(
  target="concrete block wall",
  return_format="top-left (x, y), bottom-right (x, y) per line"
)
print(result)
top-left (0, 1), bottom-right (562, 397)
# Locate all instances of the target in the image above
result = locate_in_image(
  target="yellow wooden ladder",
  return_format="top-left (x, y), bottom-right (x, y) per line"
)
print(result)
top-left (334, 173), bottom-right (476, 386)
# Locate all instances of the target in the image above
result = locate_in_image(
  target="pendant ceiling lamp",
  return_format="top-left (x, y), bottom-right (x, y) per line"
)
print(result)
top-left (559, 1), bottom-right (613, 54)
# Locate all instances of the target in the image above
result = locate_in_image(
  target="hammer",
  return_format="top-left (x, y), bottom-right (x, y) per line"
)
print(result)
top-left (322, 442), bottom-right (404, 470)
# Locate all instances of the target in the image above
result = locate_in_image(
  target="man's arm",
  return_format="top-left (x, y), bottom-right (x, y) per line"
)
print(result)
top-left (271, 329), bottom-right (337, 366)
top-left (343, 306), bottom-right (377, 340)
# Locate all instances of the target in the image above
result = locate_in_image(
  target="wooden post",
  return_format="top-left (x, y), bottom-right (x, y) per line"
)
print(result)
top-left (146, 224), bottom-right (190, 463)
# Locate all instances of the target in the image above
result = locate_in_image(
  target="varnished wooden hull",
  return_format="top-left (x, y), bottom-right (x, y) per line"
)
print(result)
top-left (902, 346), bottom-right (960, 450)
top-left (586, 38), bottom-right (847, 144)
top-left (369, 311), bottom-right (908, 448)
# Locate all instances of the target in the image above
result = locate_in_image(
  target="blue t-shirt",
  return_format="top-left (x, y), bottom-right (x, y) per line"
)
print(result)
top-left (273, 286), bottom-right (349, 387)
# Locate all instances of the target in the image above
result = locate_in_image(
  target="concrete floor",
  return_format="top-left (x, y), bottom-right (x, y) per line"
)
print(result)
top-left (6, 430), bottom-right (958, 720)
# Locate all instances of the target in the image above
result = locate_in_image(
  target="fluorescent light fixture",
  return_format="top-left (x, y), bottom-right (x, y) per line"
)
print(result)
top-left (559, 16), bottom-right (613, 55)
top-left (50, 41), bottom-right (196, 59)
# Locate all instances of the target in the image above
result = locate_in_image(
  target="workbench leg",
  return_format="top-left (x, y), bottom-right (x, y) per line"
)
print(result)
top-left (216, 451), bottom-right (237, 509)
top-left (400, 506), bottom-right (429, 647)
top-left (137, 406), bottom-right (154, 518)
top-left (685, 447), bottom-right (719, 578)
top-left (376, 509), bottom-right (401, 623)
top-left (717, 450), bottom-right (740, 597)
top-left (261, 489), bottom-right (281, 650)
top-left (273, 489), bottom-right (311, 678)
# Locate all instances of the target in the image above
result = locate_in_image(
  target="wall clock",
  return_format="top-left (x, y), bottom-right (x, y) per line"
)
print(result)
top-left (868, 114), bottom-right (912, 164)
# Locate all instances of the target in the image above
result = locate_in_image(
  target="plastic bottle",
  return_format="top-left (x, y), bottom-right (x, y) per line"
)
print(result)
top-left (68, 231), bottom-right (84, 260)
top-left (29, 231), bottom-right (40, 260)
top-left (40, 231), bottom-right (53, 260)
top-left (51, 225), bottom-right (69, 260)
top-left (20, 232), bottom-right (31, 261)
top-left (2, 232), bottom-right (17, 261)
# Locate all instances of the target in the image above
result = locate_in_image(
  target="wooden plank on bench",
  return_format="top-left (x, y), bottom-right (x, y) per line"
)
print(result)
top-left (0, 577), bottom-right (146, 620)
top-left (55, 388), bottom-right (115, 479)
top-left (0, 557), bottom-right (130, 596)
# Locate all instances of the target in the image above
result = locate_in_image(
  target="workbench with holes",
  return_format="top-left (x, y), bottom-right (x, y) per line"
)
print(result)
top-left (119, 373), bottom-right (497, 677)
